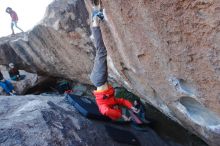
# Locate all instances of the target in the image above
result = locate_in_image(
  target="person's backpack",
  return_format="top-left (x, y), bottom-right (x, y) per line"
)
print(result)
top-left (56, 80), bottom-right (71, 94)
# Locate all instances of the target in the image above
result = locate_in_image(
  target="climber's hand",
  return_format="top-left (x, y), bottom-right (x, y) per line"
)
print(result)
top-left (122, 114), bottom-right (131, 121)
top-left (131, 106), bottom-right (140, 114)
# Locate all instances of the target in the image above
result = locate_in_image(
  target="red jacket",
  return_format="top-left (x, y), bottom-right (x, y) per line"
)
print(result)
top-left (10, 10), bottom-right (18, 21)
top-left (9, 68), bottom-right (20, 78)
top-left (94, 86), bottom-right (132, 120)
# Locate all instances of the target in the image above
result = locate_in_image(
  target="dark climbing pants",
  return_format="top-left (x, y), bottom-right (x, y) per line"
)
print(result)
top-left (0, 80), bottom-right (14, 94)
top-left (90, 27), bottom-right (108, 87)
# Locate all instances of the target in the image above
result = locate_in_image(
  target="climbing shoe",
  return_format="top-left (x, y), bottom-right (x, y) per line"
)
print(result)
top-left (92, 10), bottom-right (104, 20)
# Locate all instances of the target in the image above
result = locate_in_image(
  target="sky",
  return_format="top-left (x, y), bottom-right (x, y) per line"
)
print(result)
top-left (0, 0), bottom-right (53, 37)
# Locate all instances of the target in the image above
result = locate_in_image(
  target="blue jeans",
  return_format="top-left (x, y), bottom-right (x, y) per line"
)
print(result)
top-left (11, 75), bottom-right (26, 81)
top-left (0, 80), bottom-right (14, 94)
top-left (90, 27), bottom-right (108, 87)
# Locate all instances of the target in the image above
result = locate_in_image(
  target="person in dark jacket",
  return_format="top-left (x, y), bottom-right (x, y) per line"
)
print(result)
top-left (6, 7), bottom-right (24, 35)
top-left (8, 63), bottom-right (21, 81)
top-left (0, 71), bottom-right (16, 95)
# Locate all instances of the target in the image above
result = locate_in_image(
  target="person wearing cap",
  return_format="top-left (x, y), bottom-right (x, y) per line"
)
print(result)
top-left (8, 63), bottom-right (21, 81)
top-left (90, 2), bottom-right (139, 121)
top-left (6, 7), bottom-right (24, 35)
top-left (0, 71), bottom-right (16, 95)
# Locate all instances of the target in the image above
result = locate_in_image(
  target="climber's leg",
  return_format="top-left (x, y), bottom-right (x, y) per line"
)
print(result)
top-left (90, 17), bottom-right (108, 88)
top-left (11, 22), bottom-right (15, 35)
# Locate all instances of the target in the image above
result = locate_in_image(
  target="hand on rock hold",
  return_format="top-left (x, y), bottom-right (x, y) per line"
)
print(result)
top-left (131, 106), bottom-right (140, 114)
top-left (122, 114), bottom-right (131, 121)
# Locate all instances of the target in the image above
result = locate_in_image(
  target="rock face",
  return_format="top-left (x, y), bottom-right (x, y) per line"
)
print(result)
top-left (85, 0), bottom-right (220, 145)
top-left (0, 0), bottom-right (220, 145)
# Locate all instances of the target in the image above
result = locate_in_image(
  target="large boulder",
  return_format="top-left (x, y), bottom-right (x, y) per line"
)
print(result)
top-left (0, 0), bottom-right (219, 145)
top-left (84, 0), bottom-right (220, 145)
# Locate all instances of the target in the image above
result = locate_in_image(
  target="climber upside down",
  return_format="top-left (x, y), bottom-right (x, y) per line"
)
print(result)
top-left (90, 2), bottom-right (139, 121)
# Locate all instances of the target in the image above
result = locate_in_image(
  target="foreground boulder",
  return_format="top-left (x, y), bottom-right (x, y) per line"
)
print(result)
top-left (0, 95), bottom-right (177, 146)
top-left (0, 0), bottom-right (219, 145)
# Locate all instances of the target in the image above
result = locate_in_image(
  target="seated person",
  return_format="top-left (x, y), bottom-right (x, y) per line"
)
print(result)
top-left (8, 63), bottom-right (25, 81)
top-left (0, 71), bottom-right (16, 95)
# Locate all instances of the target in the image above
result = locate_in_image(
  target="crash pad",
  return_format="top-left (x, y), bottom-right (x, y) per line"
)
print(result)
top-left (66, 94), bottom-right (110, 121)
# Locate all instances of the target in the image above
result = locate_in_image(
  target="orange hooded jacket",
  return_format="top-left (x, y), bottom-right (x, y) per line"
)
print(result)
top-left (94, 86), bottom-right (132, 120)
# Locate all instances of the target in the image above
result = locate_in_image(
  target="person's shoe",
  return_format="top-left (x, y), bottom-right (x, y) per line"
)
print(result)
top-left (92, 10), bottom-right (104, 21)
top-left (9, 92), bottom-right (16, 96)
